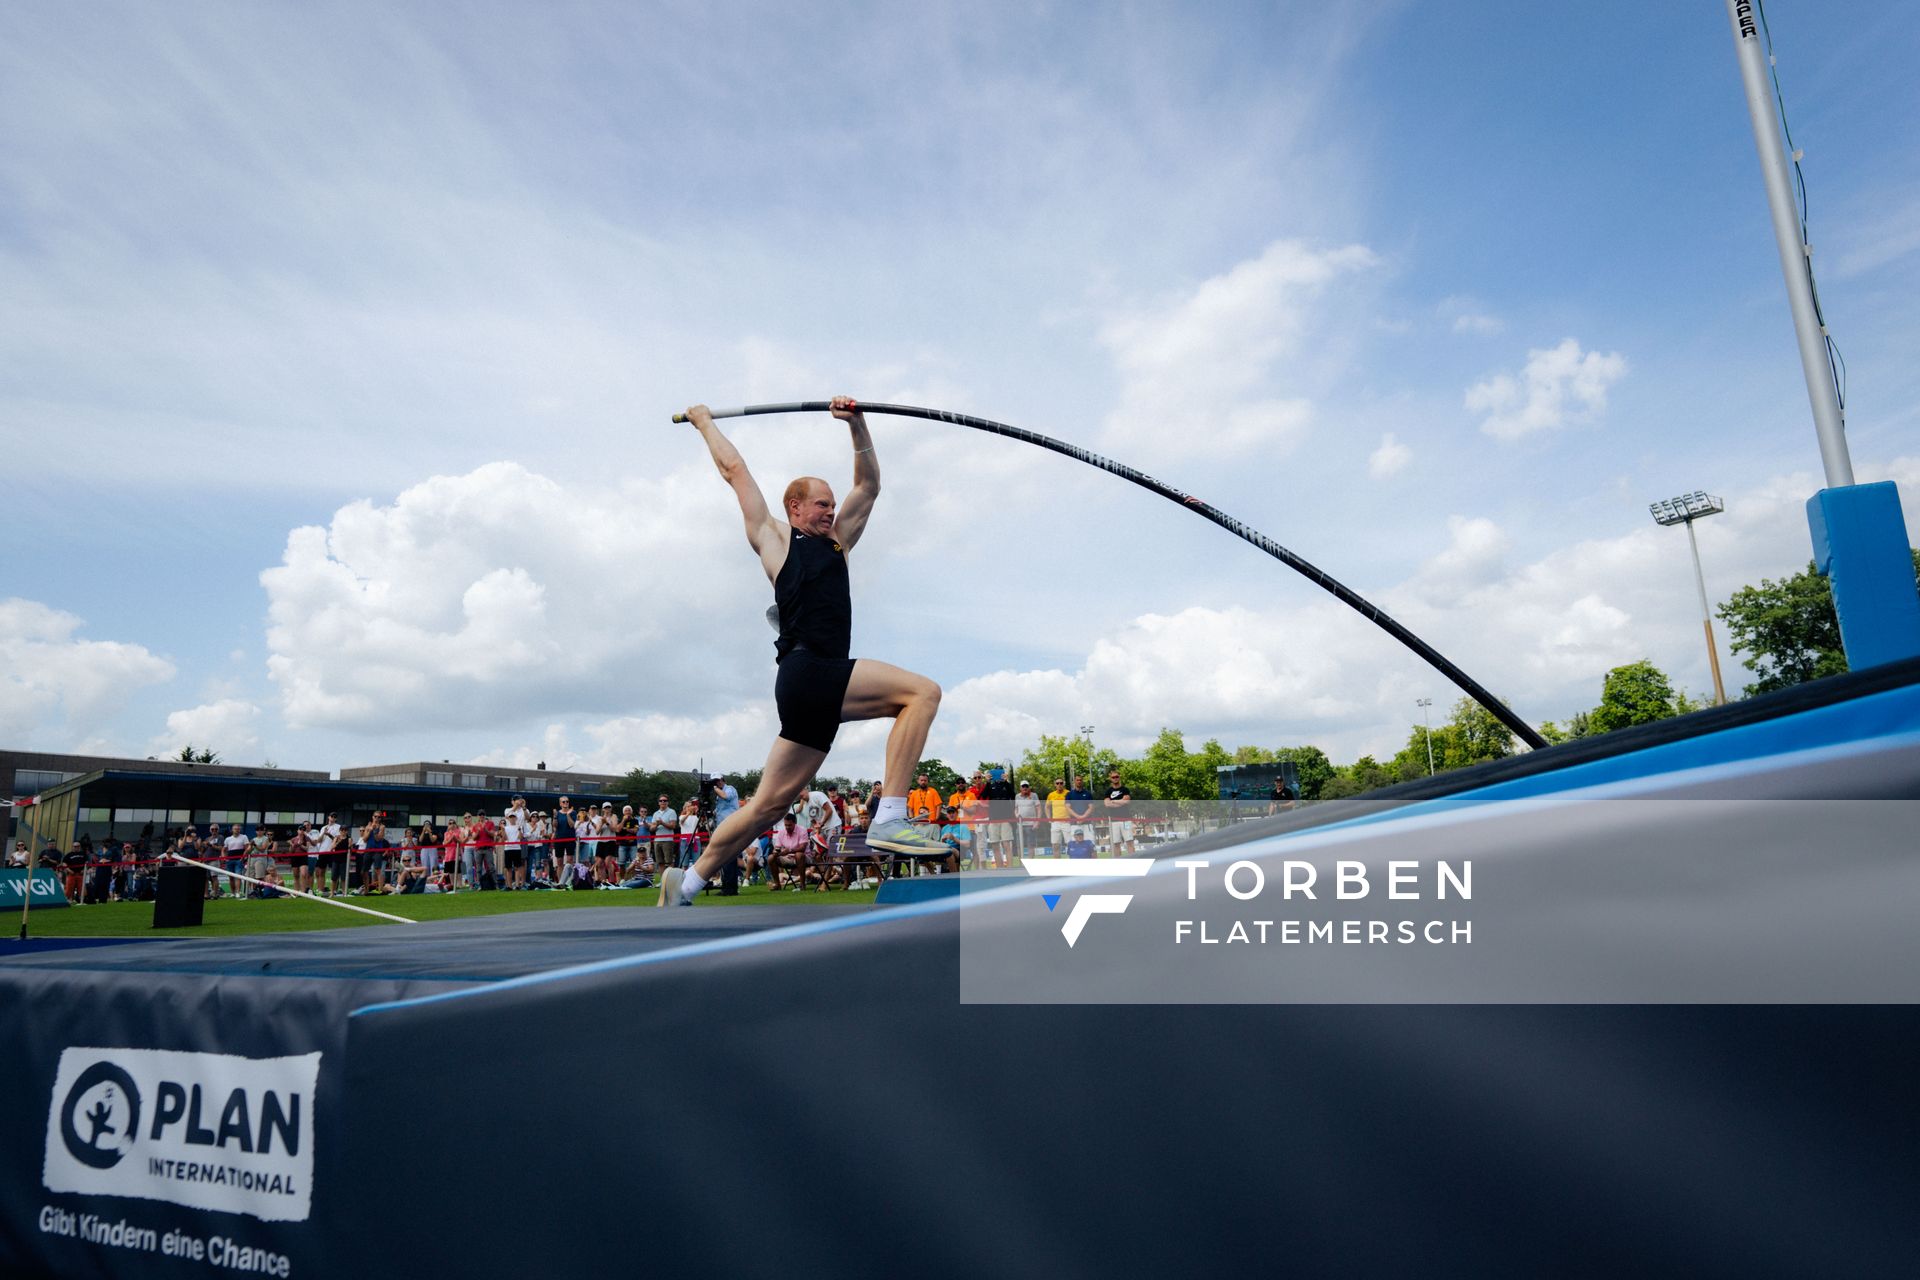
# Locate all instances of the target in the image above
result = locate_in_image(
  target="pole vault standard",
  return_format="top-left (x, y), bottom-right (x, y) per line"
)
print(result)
top-left (672, 401), bottom-right (1548, 750)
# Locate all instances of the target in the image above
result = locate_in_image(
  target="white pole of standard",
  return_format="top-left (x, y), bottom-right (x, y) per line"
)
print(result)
top-left (1723, 0), bottom-right (1851, 487)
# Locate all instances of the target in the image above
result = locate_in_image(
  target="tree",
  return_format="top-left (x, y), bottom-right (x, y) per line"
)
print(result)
top-left (1273, 746), bottom-right (1335, 801)
top-left (1442, 696), bottom-right (1516, 767)
top-left (1381, 696), bottom-right (1517, 781)
top-left (1195, 738), bottom-right (1233, 792)
top-left (1389, 725), bottom-right (1443, 781)
top-left (1320, 755), bottom-right (1396, 799)
top-left (915, 758), bottom-right (964, 794)
top-left (175, 744), bottom-right (219, 764)
top-left (614, 767), bottom-right (702, 812)
top-left (1716, 550), bottom-right (1920, 695)
top-left (1231, 745), bottom-right (1276, 765)
top-left (1537, 711), bottom-right (1591, 745)
top-left (1318, 771), bottom-right (1363, 801)
top-left (1125, 729), bottom-right (1232, 801)
top-left (1587, 660), bottom-right (1683, 735)
top-left (1014, 736), bottom-right (1122, 791)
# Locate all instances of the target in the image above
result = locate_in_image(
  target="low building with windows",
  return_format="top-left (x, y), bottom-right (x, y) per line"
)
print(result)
top-left (338, 761), bottom-right (627, 797)
top-left (3, 751), bottom-right (644, 858)
top-left (3, 749), bottom-right (328, 844)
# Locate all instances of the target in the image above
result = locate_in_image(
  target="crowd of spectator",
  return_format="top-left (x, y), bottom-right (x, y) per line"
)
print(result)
top-left (3, 775), bottom-right (872, 904)
top-left (5, 764), bottom-right (1236, 907)
top-left (909, 767), bottom-right (1143, 864)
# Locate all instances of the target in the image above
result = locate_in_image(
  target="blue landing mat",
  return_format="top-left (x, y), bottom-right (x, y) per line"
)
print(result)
top-left (875, 874), bottom-right (1024, 903)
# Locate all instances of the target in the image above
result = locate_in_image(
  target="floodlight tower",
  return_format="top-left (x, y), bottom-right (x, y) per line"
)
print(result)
top-left (1415, 698), bottom-right (1435, 775)
top-left (1650, 491), bottom-right (1729, 705)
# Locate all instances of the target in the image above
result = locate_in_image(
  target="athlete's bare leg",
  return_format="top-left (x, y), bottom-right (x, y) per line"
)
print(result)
top-left (690, 737), bottom-right (825, 883)
top-left (837, 659), bottom-right (941, 797)
top-left (685, 660), bottom-right (939, 892)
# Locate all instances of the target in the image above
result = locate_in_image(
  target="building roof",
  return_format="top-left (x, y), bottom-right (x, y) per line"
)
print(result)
top-left (2, 747), bottom-right (327, 783)
top-left (26, 769), bottom-right (632, 809)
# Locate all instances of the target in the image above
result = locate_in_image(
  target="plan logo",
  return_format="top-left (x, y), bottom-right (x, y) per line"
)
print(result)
top-left (60, 1061), bottom-right (141, 1170)
top-left (42, 1047), bottom-right (321, 1221)
top-left (1020, 857), bottom-right (1154, 946)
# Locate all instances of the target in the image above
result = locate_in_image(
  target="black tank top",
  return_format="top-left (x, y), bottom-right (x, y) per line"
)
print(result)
top-left (773, 527), bottom-right (851, 660)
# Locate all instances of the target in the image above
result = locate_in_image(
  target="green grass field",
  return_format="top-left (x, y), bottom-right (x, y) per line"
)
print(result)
top-left (14, 881), bottom-right (880, 938)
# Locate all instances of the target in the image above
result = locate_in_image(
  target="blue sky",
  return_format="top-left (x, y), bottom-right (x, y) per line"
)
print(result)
top-left (4, 0), bottom-right (1916, 781)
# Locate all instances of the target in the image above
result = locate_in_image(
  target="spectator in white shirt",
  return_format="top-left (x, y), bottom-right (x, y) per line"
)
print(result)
top-left (1013, 780), bottom-right (1044, 858)
top-left (678, 799), bottom-right (702, 869)
top-left (649, 796), bottom-right (679, 867)
top-left (248, 827), bottom-right (274, 881)
top-left (502, 806), bottom-right (527, 889)
top-left (319, 815), bottom-right (346, 896)
top-left (222, 827), bottom-right (250, 878)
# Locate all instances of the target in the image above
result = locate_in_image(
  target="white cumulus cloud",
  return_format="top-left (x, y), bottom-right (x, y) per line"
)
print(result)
top-left (149, 699), bottom-right (264, 760)
top-left (1368, 432), bottom-right (1412, 478)
top-left (1466, 338), bottom-right (1627, 440)
top-left (1099, 239), bottom-right (1378, 456)
top-left (260, 460), bottom-right (776, 734)
top-left (257, 449), bottom-right (1919, 782)
top-left (0, 599), bottom-right (176, 746)
top-left (1438, 295), bottom-right (1503, 334)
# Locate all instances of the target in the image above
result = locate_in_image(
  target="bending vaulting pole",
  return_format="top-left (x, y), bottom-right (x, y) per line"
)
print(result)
top-left (673, 401), bottom-right (1548, 750)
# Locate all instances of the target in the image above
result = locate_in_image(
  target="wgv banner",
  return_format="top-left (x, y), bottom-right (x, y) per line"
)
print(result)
top-left (1, 867), bottom-right (70, 908)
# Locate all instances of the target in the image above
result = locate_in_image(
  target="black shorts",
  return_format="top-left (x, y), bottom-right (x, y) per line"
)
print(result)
top-left (775, 648), bottom-right (857, 753)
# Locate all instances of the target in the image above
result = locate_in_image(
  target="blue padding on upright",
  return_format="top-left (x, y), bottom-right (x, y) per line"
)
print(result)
top-left (1808, 482), bottom-right (1920, 670)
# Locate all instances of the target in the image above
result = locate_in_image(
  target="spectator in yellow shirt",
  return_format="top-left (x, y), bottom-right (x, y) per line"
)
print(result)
top-left (1046, 778), bottom-right (1071, 855)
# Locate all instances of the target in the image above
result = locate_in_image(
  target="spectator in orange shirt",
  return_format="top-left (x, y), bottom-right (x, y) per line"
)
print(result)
top-left (908, 773), bottom-right (943, 826)
top-left (945, 777), bottom-right (985, 865)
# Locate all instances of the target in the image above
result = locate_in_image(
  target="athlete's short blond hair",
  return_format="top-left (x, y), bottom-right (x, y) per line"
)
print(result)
top-left (783, 476), bottom-right (829, 516)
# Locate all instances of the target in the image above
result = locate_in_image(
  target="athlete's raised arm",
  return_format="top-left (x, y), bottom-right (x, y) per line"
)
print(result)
top-left (687, 404), bottom-right (784, 560)
top-left (829, 395), bottom-right (880, 551)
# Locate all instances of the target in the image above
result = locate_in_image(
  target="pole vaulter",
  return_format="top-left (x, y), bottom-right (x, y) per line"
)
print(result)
top-left (673, 400), bottom-right (1548, 750)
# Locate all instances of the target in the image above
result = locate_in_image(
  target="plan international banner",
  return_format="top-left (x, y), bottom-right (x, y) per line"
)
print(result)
top-left (0, 966), bottom-right (442, 1278)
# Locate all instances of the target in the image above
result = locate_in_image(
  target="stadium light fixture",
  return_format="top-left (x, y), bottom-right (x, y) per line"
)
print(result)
top-left (1415, 698), bottom-right (1435, 775)
top-left (1648, 491), bottom-right (1728, 705)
